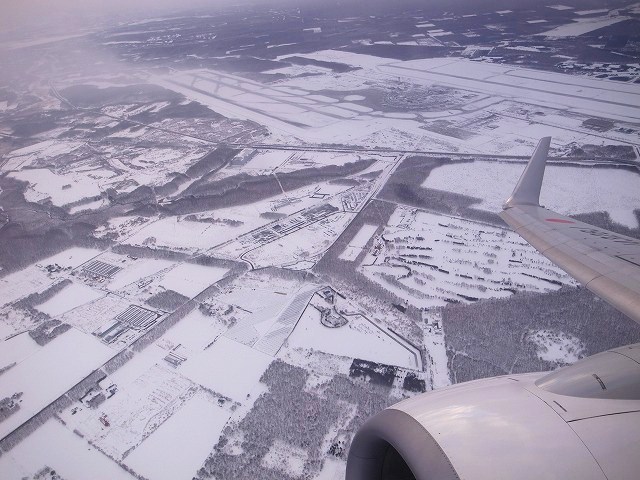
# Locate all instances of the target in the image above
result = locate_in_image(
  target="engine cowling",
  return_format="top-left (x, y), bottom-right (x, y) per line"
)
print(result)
top-left (346, 344), bottom-right (640, 480)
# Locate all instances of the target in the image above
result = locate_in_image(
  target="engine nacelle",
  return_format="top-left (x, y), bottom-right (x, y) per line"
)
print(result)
top-left (346, 344), bottom-right (640, 480)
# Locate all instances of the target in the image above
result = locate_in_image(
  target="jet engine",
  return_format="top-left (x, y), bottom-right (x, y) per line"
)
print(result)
top-left (346, 344), bottom-right (640, 480)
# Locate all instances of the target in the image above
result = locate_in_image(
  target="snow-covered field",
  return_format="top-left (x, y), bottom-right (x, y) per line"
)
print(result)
top-left (157, 49), bottom-right (640, 154)
top-left (262, 439), bottom-right (308, 477)
top-left (287, 302), bottom-right (419, 369)
top-left (73, 364), bottom-right (197, 460)
top-left (362, 207), bottom-right (574, 308)
top-left (58, 294), bottom-right (133, 334)
top-left (10, 168), bottom-right (110, 206)
top-left (2, 139), bottom-right (84, 171)
top-left (108, 257), bottom-right (175, 291)
top-left (159, 263), bottom-right (228, 297)
top-left (339, 224), bottom-right (378, 261)
top-left (159, 308), bottom-right (228, 355)
top-left (528, 329), bottom-right (585, 364)
top-left (242, 212), bottom-right (356, 269)
top-left (178, 336), bottom-right (272, 402)
top-left (124, 391), bottom-right (232, 480)
top-left (123, 209), bottom-right (272, 254)
top-left (539, 15), bottom-right (629, 37)
top-left (43, 247), bottom-right (103, 269)
top-left (0, 332), bottom-right (39, 371)
top-left (0, 328), bottom-right (115, 439)
top-left (424, 161), bottom-right (640, 228)
top-left (36, 282), bottom-right (104, 316)
top-left (0, 419), bottom-right (137, 480)
top-left (0, 266), bottom-right (53, 308)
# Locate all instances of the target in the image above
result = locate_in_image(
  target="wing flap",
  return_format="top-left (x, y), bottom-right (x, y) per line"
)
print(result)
top-left (588, 275), bottom-right (640, 322)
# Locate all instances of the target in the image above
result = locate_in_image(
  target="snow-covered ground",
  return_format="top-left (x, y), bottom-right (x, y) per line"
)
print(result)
top-left (339, 224), bottom-right (378, 261)
top-left (58, 294), bottom-right (133, 334)
top-left (528, 329), bottom-right (585, 364)
top-left (287, 296), bottom-right (421, 369)
top-left (2, 140), bottom-right (84, 171)
top-left (36, 282), bottom-right (104, 317)
top-left (0, 266), bottom-right (53, 308)
top-left (0, 332), bottom-right (39, 371)
top-left (125, 391), bottom-right (232, 480)
top-left (362, 207), bottom-right (574, 308)
top-left (0, 328), bottom-right (115, 439)
top-left (71, 364), bottom-right (196, 460)
top-left (262, 439), bottom-right (308, 477)
top-left (159, 263), bottom-right (228, 297)
top-left (424, 161), bottom-right (640, 228)
top-left (422, 311), bottom-right (451, 389)
top-left (0, 419), bottom-right (137, 480)
top-left (42, 247), bottom-right (103, 269)
top-left (107, 257), bottom-right (175, 291)
top-left (539, 15), bottom-right (629, 37)
top-left (10, 168), bottom-right (111, 206)
top-left (178, 336), bottom-right (272, 402)
top-left (157, 49), bottom-right (640, 154)
top-left (159, 308), bottom-right (228, 355)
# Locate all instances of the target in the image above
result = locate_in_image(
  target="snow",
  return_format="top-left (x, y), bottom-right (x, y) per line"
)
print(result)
top-left (108, 258), bottom-right (174, 291)
top-left (36, 282), bottom-right (104, 317)
top-left (9, 168), bottom-right (107, 206)
top-left (68, 198), bottom-right (108, 214)
top-left (123, 210), bottom-right (271, 254)
top-left (362, 207), bottom-right (573, 308)
top-left (179, 336), bottom-right (272, 402)
top-left (281, 49), bottom-right (389, 69)
top-left (242, 212), bottom-right (356, 269)
top-left (41, 247), bottom-right (103, 269)
top-left (529, 329), bottom-right (585, 364)
top-left (0, 419), bottom-right (136, 480)
top-left (81, 365), bottom-right (196, 460)
top-left (0, 266), bottom-right (53, 307)
top-left (424, 161), bottom-right (640, 228)
top-left (6, 139), bottom-right (83, 164)
top-left (0, 328), bottom-right (115, 439)
top-left (377, 57), bottom-right (640, 122)
top-left (422, 312), bottom-right (451, 389)
top-left (125, 392), bottom-right (232, 480)
top-left (430, 30), bottom-right (453, 37)
top-left (315, 458), bottom-right (347, 480)
top-left (159, 263), bottom-right (228, 298)
top-left (287, 304), bottom-right (419, 369)
top-left (540, 16), bottom-right (629, 37)
top-left (339, 224), bottom-right (378, 261)
top-left (575, 8), bottom-right (610, 15)
top-left (262, 439), bottom-right (308, 477)
top-left (104, 344), bottom-right (168, 389)
top-left (0, 332), bottom-right (39, 370)
top-left (58, 294), bottom-right (132, 334)
top-left (160, 308), bottom-right (227, 354)
top-left (244, 149), bottom-right (291, 171)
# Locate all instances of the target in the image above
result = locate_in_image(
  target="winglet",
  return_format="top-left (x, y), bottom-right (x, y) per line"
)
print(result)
top-left (504, 136), bottom-right (551, 209)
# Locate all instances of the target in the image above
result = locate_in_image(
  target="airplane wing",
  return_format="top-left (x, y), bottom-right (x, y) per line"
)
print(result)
top-left (500, 137), bottom-right (640, 324)
top-left (347, 138), bottom-right (640, 480)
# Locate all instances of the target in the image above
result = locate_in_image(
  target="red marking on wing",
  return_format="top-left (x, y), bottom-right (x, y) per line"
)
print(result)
top-left (546, 218), bottom-right (574, 224)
